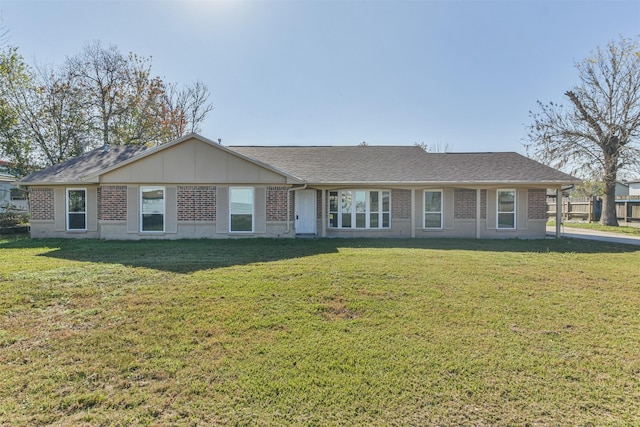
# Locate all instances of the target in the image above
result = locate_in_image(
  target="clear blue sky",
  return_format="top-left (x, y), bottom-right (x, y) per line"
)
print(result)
top-left (1, 0), bottom-right (639, 153)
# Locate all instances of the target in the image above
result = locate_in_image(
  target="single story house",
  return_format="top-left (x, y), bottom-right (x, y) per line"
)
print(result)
top-left (17, 133), bottom-right (579, 240)
top-left (628, 180), bottom-right (640, 197)
top-left (0, 161), bottom-right (29, 213)
top-left (616, 181), bottom-right (630, 198)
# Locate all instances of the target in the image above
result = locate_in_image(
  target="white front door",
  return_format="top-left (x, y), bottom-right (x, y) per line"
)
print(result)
top-left (295, 189), bottom-right (316, 234)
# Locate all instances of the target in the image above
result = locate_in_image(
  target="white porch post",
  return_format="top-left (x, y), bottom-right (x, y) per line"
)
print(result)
top-left (321, 189), bottom-right (327, 238)
top-left (556, 186), bottom-right (562, 239)
top-left (476, 188), bottom-right (481, 239)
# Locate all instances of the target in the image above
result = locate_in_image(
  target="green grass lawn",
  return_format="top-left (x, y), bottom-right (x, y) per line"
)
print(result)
top-left (1, 236), bottom-right (640, 425)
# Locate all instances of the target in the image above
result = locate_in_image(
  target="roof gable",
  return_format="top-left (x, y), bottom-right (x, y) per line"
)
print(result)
top-left (97, 134), bottom-right (300, 184)
top-left (19, 134), bottom-right (301, 185)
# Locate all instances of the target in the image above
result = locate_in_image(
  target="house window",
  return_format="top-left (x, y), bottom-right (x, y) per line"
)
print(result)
top-left (141, 187), bottom-right (165, 232)
top-left (328, 190), bottom-right (390, 229)
top-left (497, 189), bottom-right (516, 229)
top-left (424, 190), bottom-right (443, 229)
top-left (329, 191), bottom-right (339, 228)
top-left (67, 188), bottom-right (86, 230)
top-left (10, 187), bottom-right (27, 200)
top-left (230, 187), bottom-right (254, 232)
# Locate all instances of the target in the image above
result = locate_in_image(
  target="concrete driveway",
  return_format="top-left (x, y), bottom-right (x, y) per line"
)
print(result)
top-left (546, 225), bottom-right (640, 246)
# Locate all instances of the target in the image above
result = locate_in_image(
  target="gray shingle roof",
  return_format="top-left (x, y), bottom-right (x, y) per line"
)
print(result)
top-left (18, 138), bottom-right (579, 187)
top-left (18, 145), bottom-right (149, 184)
top-left (231, 146), bottom-right (579, 185)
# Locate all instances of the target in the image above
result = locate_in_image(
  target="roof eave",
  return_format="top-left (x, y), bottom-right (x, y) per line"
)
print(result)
top-left (306, 179), bottom-right (582, 187)
top-left (17, 179), bottom-right (99, 186)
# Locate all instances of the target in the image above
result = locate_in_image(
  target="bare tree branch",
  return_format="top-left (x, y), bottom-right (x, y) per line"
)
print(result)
top-left (525, 36), bottom-right (640, 226)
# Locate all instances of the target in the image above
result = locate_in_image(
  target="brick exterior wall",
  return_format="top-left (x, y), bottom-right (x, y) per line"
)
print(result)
top-left (316, 190), bottom-right (323, 220)
top-left (481, 189), bottom-right (487, 220)
top-left (392, 189), bottom-right (411, 220)
top-left (454, 189), bottom-right (476, 219)
top-left (98, 186), bottom-right (127, 221)
top-left (267, 186), bottom-right (289, 222)
top-left (528, 189), bottom-right (547, 220)
top-left (177, 186), bottom-right (216, 221)
top-left (29, 188), bottom-right (54, 220)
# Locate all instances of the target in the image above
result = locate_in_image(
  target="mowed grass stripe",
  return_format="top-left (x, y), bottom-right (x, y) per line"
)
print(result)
top-left (1, 236), bottom-right (639, 425)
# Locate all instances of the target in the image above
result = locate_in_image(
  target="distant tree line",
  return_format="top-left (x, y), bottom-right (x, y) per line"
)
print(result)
top-left (1, 32), bottom-right (213, 176)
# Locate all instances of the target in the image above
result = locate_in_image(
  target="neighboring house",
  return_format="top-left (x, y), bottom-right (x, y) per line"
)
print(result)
top-left (616, 181), bottom-right (630, 198)
top-left (0, 161), bottom-right (29, 213)
top-left (17, 133), bottom-right (579, 240)
top-left (628, 180), bottom-right (640, 196)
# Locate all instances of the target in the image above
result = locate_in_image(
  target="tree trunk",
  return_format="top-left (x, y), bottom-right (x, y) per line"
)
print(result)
top-left (601, 177), bottom-right (619, 226)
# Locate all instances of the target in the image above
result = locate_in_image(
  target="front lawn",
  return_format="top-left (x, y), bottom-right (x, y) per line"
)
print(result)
top-left (1, 237), bottom-right (639, 425)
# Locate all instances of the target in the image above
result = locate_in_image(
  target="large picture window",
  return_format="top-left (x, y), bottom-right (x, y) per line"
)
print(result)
top-left (67, 188), bottom-right (86, 230)
top-left (328, 190), bottom-right (390, 229)
top-left (230, 187), bottom-right (254, 232)
top-left (424, 190), bottom-right (443, 229)
top-left (497, 189), bottom-right (516, 229)
top-left (141, 187), bottom-right (165, 232)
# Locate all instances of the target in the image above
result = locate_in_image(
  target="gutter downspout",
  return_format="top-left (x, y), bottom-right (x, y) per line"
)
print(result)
top-left (285, 183), bottom-right (308, 235)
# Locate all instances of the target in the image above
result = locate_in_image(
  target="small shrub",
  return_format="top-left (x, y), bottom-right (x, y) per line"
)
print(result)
top-left (0, 204), bottom-right (29, 227)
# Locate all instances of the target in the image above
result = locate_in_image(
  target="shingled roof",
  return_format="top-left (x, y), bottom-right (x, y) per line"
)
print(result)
top-left (18, 145), bottom-right (150, 185)
top-left (17, 135), bottom-right (579, 187)
top-left (231, 146), bottom-right (579, 186)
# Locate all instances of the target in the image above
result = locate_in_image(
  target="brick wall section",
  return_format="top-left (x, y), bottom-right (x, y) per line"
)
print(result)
top-left (267, 186), bottom-right (289, 222)
top-left (316, 190), bottom-right (322, 219)
top-left (177, 186), bottom-right (216, 221)
top-left (392, 189), bottom-right (411, 220)
top-left (30, 187), bottom-right (54, 220)
top-left (98, 186), bottom-right (127, 221)
top-left (481, 189), bottom-right (487, 219)
top-left (528, 189), bottom-right (547, 220)
top-left (454, 189), bottom-right (477, 219)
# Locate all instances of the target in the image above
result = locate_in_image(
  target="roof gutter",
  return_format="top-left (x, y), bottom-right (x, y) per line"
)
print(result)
top-left (285, 183), bottom-right (308, 235)
top-left (549, 184), bottom-right (577, 198)
top-left (304, 180), bottom-right (581, 187)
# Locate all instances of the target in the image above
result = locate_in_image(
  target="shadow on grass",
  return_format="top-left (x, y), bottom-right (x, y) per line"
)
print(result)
top-left (1, 235), bottom-right (638, 274)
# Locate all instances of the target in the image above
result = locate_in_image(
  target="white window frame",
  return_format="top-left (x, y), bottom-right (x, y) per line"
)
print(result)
top-left (229, 187), bottom-right (255, 233)
top-left (328, 189), bottom-right (391, 229)
top-left (66, 188), bottom-right (87, 231)
top-left (497, 189), bottom-right (516, 230)
top-left (140, 186), bottom-right (165, 233)
top-left (423, 189), bottom-right (443, 229)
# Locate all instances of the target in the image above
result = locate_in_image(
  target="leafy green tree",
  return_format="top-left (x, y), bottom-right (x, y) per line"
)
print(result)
top-left (0, 46), bottom-right (34, 176)
top-left (571, 180), bottom-right (605, 198)
top-left (1, 47), bottom-right (88, 174)
top-left (21, 65), bottom-right (88, 166)
top-left (1, 39), bottom-right (213, 174)
top-left (526, 36), bottom-right (640, 226)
